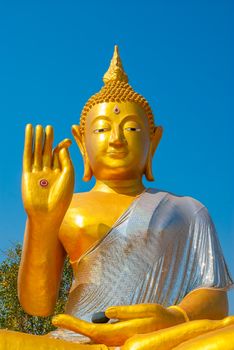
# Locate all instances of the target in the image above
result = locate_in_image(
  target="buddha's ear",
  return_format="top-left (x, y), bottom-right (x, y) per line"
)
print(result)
top-left (145, 126), bottom-right (163, 181)
top-left (151, 126), bottom-right (163, 154)
top-left (72, 125), bottom-right (85, 156)
top-left (72, 125), bottom-right (93, 182)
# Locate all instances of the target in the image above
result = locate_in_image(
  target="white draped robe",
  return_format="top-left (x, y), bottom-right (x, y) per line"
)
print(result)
top-left (51, 189), bottom-right (233, 343)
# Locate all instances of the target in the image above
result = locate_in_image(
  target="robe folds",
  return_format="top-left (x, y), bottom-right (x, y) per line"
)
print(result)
top-left (51, 188), bottom-right (233, 343)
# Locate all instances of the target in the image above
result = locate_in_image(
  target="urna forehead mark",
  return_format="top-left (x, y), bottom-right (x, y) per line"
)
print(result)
top-left (113, 105), bottom-right (120, 114)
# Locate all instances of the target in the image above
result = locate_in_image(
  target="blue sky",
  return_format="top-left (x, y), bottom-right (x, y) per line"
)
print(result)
top-left (0, 0), bottom-right (233, 313)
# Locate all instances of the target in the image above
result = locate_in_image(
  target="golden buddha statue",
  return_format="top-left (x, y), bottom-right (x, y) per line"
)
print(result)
top-left (1, 46), bottom-right (234, 349)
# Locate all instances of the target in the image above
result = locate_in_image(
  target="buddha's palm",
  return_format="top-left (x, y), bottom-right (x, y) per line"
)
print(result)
top-left (22, 124), bottom-right (74, 224)
top-left (52, 304), bottom-right (186, 346)
top-left (52, 311), bottom-right (234, 348)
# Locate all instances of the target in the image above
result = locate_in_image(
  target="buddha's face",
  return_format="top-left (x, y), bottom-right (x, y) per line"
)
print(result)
top-left (84, 102), bottom-right (151, 180)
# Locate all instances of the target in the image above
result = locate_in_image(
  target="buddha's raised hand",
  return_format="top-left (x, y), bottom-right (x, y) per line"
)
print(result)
top-left (22, 124), bottom-right (74, 224)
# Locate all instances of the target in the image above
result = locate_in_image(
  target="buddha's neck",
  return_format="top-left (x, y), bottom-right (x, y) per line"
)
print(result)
top-left (91, 179), bottom-right (145, 197)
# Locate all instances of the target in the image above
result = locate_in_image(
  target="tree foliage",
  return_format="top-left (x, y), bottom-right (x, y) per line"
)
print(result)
top-left (0, 243), bottom-right (73, 335)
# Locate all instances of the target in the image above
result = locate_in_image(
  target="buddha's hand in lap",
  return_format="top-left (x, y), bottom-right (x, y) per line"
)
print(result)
top-left (22, 124), bottom-right (74, 224)
top-left (52, 304), bottom-right (185, 347)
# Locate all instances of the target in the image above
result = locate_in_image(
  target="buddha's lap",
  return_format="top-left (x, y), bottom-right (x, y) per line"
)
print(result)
top-left (1, 322), bottom-right (234, 350)
top-left (173, 325), bottom-right (234, 350)
top-left (0, 330), bottom-right (107, 350)
top-left (121, 317), bottom-right (234, 350)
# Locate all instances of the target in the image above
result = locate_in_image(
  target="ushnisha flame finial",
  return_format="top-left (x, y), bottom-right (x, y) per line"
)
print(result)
top-left (103, 45), bottom-right (128, 84)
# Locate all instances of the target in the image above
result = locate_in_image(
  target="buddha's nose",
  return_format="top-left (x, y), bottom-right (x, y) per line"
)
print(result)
top-left (109, 126), bottom-right (126, 147)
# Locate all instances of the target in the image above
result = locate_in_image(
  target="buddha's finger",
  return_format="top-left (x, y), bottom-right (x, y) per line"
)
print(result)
top-left (52, 139), bottom-right (71, 171)
top-left (58, 146), bottom-right (73, 171)
top-left (54, 138), bottom-right (72, 153)
top-left (105, 304), bottom-right (163, 320)
top-left (43, 125), bottom-right (54, 168)
top-left (52, 314), bottom-right (97, 337)
top-left (33, 125), bottom-right (43, 171)
top-left (23, 124), bottom-right (33, 172)
top-left (52, 152), bottom-right (60, 171)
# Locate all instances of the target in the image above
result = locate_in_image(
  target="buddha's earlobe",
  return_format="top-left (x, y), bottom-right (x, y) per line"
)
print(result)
top-left (145, 126), bottom-right (163, 182)
top-left (145, 146), bottom-right (154, 181)
top-left (83, 155), bottom-right (93, 182)
top-left (72, 125), bottom-right (93, 182)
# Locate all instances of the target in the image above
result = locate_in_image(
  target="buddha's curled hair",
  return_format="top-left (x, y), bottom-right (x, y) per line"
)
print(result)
top-left (79, 46), bottom-right (155, 135)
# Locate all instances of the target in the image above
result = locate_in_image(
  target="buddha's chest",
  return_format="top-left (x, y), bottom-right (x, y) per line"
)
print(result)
top-left (58, 196), bottom-right (135, 262)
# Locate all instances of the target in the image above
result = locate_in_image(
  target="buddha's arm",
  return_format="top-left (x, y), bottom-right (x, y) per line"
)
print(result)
top-left (102, 288), bottom-right (229, 322)
top-left (18, 219), bottom-right (66, 316)
top-left (177, 288), bottom-right (228, 320)
top-left (18, 124), bottom-right (74, 316)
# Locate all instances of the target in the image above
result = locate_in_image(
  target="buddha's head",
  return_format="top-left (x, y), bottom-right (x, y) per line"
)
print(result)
top-left (72, 46), bottom-right (163, 182)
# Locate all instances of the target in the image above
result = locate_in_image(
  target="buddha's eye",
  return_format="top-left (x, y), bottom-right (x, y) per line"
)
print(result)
top-left (125, 127), bottom-right (141, 132)
top-left (93, 128), bottom-right (109, 134)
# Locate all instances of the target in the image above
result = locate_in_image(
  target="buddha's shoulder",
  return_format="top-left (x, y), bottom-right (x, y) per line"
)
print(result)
top-left (149, 188), bottom-right (206, 217)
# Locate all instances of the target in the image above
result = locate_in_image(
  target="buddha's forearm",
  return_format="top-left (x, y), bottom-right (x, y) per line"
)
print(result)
top-left (178, 288), bottom-right (228, 321)
top-left (18, 218), bottom-right (65, 316)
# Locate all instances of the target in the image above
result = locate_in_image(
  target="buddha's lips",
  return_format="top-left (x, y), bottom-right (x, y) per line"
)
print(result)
top-left (106, 151), bottom-right (128, 159)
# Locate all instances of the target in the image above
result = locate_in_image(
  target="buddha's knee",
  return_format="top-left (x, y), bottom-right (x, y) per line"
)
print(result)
top-left (173, 325), bottom-right (234, 350)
